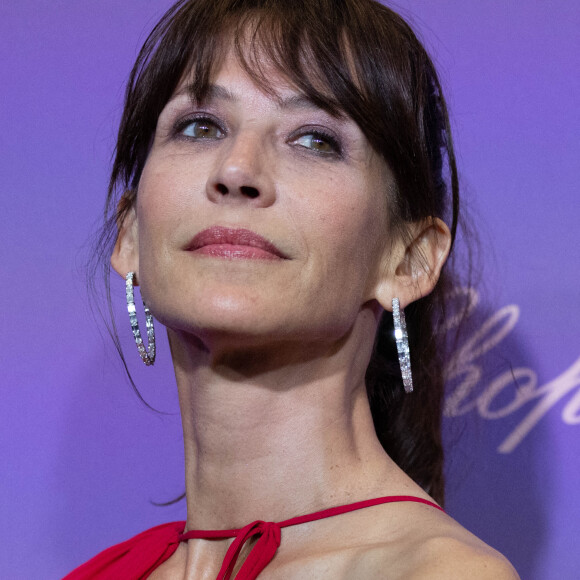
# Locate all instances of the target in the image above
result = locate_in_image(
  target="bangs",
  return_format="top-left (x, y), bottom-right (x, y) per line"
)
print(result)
top-left (176, 5), bottom-right (369, 121)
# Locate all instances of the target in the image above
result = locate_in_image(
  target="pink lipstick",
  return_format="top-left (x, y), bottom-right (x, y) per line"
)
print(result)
top-left (186, 227), bottom-right (287, 260)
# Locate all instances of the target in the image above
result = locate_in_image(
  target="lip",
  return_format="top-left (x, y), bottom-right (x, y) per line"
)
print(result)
top-left (186, 226), bottom-right (288, 260)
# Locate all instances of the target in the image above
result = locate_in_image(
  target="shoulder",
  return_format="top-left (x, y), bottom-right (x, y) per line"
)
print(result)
top-left (400, 535), bottom-right (520, 580)
top-left (351, 512), bottom-right (520, 580)
top-left (336, 501), bottom-right (520, 580)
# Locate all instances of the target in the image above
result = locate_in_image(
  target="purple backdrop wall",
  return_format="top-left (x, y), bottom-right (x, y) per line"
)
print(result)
top-left (1, 2), bottom-right (579, 578)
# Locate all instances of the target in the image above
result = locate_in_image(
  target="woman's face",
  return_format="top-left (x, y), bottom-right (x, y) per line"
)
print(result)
top-left (127, 50), bottom-right (396, 348)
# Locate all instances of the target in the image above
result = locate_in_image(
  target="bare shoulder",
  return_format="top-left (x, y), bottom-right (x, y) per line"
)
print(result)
top-left (348, 533), bottom-right (520, 580)
top-left (345, 504), bottom-right (520, 580)
top-left (400, 535), bottom-right (520, 580)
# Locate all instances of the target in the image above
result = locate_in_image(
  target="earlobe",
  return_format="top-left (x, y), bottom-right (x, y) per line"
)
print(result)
top-left (373, 218), bottom-right (451, 311)
top-left (110, 203), bottom-right (139, 280)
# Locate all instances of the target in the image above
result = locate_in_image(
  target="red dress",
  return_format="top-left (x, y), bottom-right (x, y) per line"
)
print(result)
top-left (64, 495), bottom-right (443, 580)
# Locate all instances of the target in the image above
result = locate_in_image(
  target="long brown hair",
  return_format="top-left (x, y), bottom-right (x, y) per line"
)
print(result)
top-left (92, 0), bottom-right (462, 506)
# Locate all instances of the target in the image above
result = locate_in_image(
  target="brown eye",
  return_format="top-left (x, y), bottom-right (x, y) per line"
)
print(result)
top-left (293, 132), bottom-right (340, 155)
top-left (181, 119), bottom-right (224, 139)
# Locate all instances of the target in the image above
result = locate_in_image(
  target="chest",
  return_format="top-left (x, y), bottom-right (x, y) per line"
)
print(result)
top-left (257, 543), bottom-right (410, 580)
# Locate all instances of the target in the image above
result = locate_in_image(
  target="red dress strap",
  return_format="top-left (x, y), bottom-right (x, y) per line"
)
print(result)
top-left (179, 495), bottom-right (442, 580)
top-left (277, 495), bottom-right (443, 527)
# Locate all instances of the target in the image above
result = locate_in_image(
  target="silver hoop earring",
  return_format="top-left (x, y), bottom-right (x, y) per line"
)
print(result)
top-left (125, 272), bottom-right (156, 366)
top-left (392, 297), bottom-right (413, 393)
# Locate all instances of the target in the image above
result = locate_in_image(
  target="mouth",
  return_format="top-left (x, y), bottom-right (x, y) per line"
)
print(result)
top-left (185, 226), bottom-right (288, 260)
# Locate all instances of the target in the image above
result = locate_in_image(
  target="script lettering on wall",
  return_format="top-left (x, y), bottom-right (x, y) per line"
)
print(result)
top-left (443, 289), bottom-right (580, 453)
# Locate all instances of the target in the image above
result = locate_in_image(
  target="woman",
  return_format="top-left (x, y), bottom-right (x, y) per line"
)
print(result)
top-left (67, 0), bottom-right (519, 577)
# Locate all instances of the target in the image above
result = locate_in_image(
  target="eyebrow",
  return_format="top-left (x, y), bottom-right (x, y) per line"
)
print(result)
top-left (172, 83), bottom-right (341, 114)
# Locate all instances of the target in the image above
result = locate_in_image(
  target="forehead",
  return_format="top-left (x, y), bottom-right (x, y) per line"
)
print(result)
top-left (172, 36), bottom-right (348, 119)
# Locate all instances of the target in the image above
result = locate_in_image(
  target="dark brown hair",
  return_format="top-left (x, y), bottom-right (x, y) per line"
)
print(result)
top-left (93, 0), bottom-right (462, 505)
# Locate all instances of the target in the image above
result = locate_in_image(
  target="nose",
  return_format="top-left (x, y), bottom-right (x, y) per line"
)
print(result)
top-left (206, 131), bottom-right (276, 207)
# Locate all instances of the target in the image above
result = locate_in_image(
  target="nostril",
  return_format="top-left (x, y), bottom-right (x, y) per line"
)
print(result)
top-left (213, 183), bottom-right (260, 198)
top-left (240, 186), bottom-right (259, 199)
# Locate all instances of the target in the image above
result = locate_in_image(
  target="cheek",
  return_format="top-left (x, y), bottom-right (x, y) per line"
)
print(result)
top-left (303, 171), bottom-right (387, 262)
top-left (135, 153), bottom-right (206, 255)
top-left (138, 156), bottom-right (192, 219)
top-left (291, 173), bottom-right (389, 300)
top-left (133, 157), bottom-right (195, 298)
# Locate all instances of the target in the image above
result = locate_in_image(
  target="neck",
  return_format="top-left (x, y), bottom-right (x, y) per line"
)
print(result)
top-left (168, 309), bottom-right (404, 530)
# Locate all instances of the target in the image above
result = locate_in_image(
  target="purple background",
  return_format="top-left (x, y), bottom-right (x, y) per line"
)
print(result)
top-left (1, 2), bottom-right (579, 578)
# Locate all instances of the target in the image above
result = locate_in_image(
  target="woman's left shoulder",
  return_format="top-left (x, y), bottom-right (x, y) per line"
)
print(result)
top-left (349, 503), bottom-right (520, 580)
top-left (399, 534), bottom-right (521, 580)
top-left (351, 532), bottom-right (520, 580)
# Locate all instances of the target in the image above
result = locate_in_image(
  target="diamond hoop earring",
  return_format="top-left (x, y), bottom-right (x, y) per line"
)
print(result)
top-left (125, 272), bottom-right (156, 366)
top-left (392, 297), bottom-right (413, 393)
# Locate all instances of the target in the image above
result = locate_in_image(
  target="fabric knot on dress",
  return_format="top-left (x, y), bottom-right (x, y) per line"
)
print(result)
top-left (179, 520), bottom-right (282, 580)
top-left (219, 520), bottom-right (281, 580)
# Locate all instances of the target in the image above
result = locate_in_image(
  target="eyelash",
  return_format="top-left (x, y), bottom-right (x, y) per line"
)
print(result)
top-left (173, 115), bottom-right (225, 140)
top-left (172, 116), bottom-right (343, 157)
top-left (291, 129), bottom-right (343, 157)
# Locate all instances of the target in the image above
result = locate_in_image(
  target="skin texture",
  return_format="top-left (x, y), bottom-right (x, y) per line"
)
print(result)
top-left (111, 51), bottom-right (518, 579)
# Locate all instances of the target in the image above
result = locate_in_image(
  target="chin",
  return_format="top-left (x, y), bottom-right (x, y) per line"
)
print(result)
top-left (152, 292), bottom-right (280, 336)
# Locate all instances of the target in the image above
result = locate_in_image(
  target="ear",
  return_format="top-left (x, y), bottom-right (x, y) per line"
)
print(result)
top-left (372, 218), bottom-right (451, 311)
top-left (110, 197), bottom-right (139, 282)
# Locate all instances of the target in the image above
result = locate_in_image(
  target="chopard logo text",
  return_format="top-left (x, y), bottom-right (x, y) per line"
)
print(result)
top-left (443, 290), bottom-right (580, 453)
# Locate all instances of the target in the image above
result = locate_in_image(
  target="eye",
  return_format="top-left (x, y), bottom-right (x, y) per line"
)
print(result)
top-left (291, 131), bottom-right (341, 156)
top-left (178, 117), bottom-right (225, 139)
